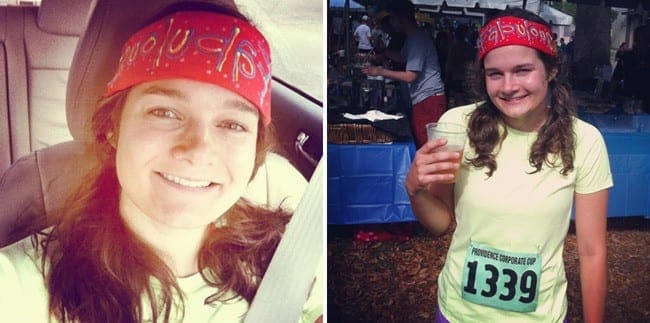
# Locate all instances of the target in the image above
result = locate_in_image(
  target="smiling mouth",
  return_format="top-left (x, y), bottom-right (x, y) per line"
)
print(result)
top-left (159, 172), bottom-right (214, 188)
top-left (501, 95), bottom-right (528, 102)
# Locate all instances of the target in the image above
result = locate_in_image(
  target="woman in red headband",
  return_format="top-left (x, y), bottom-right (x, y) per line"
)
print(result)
top-left (0, 3), bottom-right (322, 323)
top-left (405, 8), bottom-right (610, 323)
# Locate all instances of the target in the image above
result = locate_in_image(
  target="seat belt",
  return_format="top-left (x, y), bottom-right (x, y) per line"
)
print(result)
top-left (244, 159), bottom-right (323, 322)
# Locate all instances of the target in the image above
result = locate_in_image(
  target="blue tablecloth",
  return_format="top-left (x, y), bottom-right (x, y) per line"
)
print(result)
top-left (328, 116), bottom-right (650, 224)
top-left (328, 142), bottom-right (417, 224)
top-left (580, 113), bottom-right (650, 218)
top-left (600, 132), bottom-right (650, 218)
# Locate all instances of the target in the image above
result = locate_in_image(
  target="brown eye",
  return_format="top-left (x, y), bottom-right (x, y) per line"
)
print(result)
top-left (486, 72), bottom-right (502, 79)
top-left (150, 108), bottom-right (179, 119)
top-left (218, 121), bottom-right (246, 132)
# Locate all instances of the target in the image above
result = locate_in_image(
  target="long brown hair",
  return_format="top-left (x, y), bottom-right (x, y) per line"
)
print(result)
top-left (38, 5), bottom-right (290, 323)
top-left (466, 8), bottom-right (576, 177)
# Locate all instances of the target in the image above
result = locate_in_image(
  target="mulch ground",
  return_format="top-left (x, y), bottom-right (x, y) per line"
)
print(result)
top-left (327, 217), bottom-right (650, 322)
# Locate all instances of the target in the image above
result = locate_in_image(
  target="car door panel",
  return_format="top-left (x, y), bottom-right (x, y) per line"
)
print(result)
top-left (270, 79), bottom-right (322, 180)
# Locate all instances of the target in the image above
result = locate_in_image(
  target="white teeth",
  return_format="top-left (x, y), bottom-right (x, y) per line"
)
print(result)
top-left (161, 173), bottom-right (211, 188)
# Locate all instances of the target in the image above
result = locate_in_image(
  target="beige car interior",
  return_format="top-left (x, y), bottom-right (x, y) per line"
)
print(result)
top-left (0, 0), bottom-right (87, 174)
top-left (0, 0), bottom-right (307, 248)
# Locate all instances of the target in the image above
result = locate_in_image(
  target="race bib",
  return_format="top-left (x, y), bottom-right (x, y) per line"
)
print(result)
top-left (461, 242), bottom-right (541, 313)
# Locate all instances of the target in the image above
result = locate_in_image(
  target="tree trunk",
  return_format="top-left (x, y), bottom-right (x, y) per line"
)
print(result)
top-left (573, 1), bottom-right (611, 91)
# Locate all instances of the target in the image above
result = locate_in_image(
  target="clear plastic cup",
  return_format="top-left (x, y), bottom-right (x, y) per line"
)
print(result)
top-left (426, 122), bottom-right (467, 183)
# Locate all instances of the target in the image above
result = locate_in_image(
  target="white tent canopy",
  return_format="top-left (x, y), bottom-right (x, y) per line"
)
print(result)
top-left (540, 3), bottom-right (573, 26)
top-left (329, 0), bottom-right (365, 11)
top-left (411, 1), bottom-right (574, 27)
top-left (411, 0), bottom-right (542, 12)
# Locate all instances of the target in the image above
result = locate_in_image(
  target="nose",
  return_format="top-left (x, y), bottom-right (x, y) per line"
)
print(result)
top-left (502, 73), bottom-right (519, 94)
top-left (171, 121), bottom-right (215, 166)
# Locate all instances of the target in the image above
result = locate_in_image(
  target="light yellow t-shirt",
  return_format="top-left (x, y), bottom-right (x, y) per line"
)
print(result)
top-left (0, 235), bottom-right (322, 322)
top-left (436, 104), bottom-right (613, 322)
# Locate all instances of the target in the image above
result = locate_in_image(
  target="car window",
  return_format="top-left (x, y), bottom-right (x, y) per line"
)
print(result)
top-left (235, 0), bottom-right (323, 102)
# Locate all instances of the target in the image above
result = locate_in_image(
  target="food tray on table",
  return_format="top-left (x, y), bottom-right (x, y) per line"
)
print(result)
top-left (327, 123), bottom-right (395, 144)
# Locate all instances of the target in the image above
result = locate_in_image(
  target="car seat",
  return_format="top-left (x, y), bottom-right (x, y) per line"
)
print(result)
top-left (0, 0), bottom-right (94, 174)
top-left (0, 0), bottom-right (307, 248)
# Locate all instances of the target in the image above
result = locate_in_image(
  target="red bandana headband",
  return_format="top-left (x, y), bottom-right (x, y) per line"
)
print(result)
top-left (478, 16), bottom-right (557, 61)
top-left (104, 11), bottom-right (272, 124)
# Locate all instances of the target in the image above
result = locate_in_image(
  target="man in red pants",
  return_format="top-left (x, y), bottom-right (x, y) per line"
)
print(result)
top-left (363, 1), bottom-right (446, 148)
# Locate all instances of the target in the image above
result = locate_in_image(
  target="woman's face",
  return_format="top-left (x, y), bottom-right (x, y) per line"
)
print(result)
top-left (483, 45), bottom-right (554, 131)
top-left (114, 79), bottom-right (259, 229)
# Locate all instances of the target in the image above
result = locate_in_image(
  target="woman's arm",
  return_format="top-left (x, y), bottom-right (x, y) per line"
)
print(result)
top-left (407, 183), bottom-right (453, 237)
top-left (573, 189), bottom-right (609, 323)
top-left (362, 65), bottom-right (419, 83)
top-left (405, 139), bottom-right (459, 236)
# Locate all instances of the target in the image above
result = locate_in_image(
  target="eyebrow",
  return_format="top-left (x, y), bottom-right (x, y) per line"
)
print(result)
top-left (485, 63), bottom-right (535, 73)
top-left (140, 84), bottom-right (258, 115)
top-left (141, 85), bottom-right (188, 100)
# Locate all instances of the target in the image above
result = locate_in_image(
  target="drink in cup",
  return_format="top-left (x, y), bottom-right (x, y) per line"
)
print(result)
top-left (426, 122), bottom-right (467, 183)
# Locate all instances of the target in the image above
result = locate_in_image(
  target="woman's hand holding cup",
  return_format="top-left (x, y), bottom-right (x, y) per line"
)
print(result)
top-left (406, 122), bottom-right (467, 197)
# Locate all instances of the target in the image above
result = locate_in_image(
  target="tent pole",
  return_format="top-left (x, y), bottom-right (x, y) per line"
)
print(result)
top-left (345, 0), bottom-right (351, 67)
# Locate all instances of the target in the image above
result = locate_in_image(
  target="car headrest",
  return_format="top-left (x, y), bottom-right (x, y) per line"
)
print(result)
top-left (37, 0), bottom-right (94, 36)
top-left (66, 0), bottom-right (238, 140)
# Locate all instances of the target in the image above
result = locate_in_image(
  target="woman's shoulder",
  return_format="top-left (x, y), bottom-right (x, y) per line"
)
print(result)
top-left (0, 235), bottom-right (45, 284)
top-left (0, 236), bottom-right (49, 320)
top-left (572, 116), bottom-right (606, 145)
top-left (0, 235), bottom-right (42, 271)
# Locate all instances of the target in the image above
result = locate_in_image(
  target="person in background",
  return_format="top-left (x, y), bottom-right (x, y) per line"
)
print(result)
top-left (564, 35), bottom-right (576, 86)
top-left (363, 0), bottom-right (446, 148)
top-left (406, 8), bottom-right (610, 322)
top-left (619, 24), bottom-right (650, 113)
top-left (610, 41), bottom-right (629, 112)
top-left (558, 38), bottom-right (566, 52)
top-left (0, 3), bottom-right (322, 322)
top-left (354, 15), bottom-right (373, 54)
top-left (615, 42), bottom-right (628, 62)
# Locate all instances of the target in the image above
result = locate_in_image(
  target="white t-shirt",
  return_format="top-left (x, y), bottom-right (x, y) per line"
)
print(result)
top-left (0, 235), bottom-right (322, 322)
top-left (353, 23), bottom-right (372, 50)
top-left (436, 104), bottom-right (613, 322)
